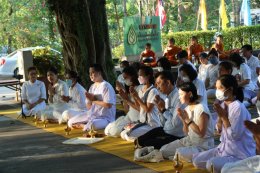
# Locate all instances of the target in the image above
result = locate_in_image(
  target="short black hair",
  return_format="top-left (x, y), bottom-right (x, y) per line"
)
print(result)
top-left (199, 52), bottom-right (208, 59)
top-left (208, 48), bottom-right (218, 57)
top-left (156, 71), bottom-right (175, 85)
top-left (66, 70), bottom-right (80, 82)
top-left (179, 64), bottom-right (198, 81)
top-left (177, 50), bottom-right (188, 59)
top-left (179, 82), bottom-right (198, 103)
top-left (157, 57), bottom-right (171, 71)
top-left (146, 43), bottom-right (151, 47)
top-left (27, 66), bottom-right (37, 73)
top-left (169, 37), bottom-right (175, 44)
top-left (47, 66), bottom-right (58, 75)
top-left (241, 44), bottom-right (253, 51)
top-left (229, 53), bottom-right (245, 67)
top-left (89, 64), bottom-right (107, 80)
top-left (120, 60), bottom-right (130, 68)
top-left (191, 36), bottom-right (198, 42)
top-left (219, 61), bottom-right (233, 73)
top-left (139, 65), bottom-right (154, 84)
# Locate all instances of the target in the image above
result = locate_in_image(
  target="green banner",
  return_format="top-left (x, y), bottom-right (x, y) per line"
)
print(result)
top-left (123, 16), bottom-right (162, 56)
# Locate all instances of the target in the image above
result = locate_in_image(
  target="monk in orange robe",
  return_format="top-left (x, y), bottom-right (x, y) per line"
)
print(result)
top-left (212, 35), bottom-right (229, 60)
top-left (187, 36), bottom-right (204, 62)
top-left (139, 43), bottom-right (157, 67)
top-left (163, 37), bottom-right (182, 66)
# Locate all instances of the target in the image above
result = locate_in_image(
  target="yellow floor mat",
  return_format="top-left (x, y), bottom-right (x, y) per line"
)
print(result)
top-left (2, 109), bottom-right (207, 173)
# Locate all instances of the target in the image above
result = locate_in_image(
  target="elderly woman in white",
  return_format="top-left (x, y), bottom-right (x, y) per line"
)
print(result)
top-left (21, 66), bottom-right (46, 116)
top-left (41, 67), bottom-right (69, 123)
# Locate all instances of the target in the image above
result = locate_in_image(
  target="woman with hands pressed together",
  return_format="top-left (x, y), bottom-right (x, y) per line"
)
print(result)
top-left (159, 82), bottom-right (214, 162)
top-left (193, 75), bottom-right (256, 173)
top-left (105, 66), bottom-right (140, 137)
top-left (67, 64), bottom-right (116, 131)
top-left (120, 65), bottom-right (161, 141)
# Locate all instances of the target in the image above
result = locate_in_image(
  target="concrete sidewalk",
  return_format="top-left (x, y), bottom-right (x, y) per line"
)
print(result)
top-left (0, 102), bottom-right (156, 173)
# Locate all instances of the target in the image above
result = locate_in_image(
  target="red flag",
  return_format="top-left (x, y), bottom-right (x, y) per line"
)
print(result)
top-left (155, 0), bottom-right (166, 28)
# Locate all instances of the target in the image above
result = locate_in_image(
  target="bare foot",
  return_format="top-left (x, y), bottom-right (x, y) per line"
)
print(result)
top-left (72, 123), bottom-right (84, 129)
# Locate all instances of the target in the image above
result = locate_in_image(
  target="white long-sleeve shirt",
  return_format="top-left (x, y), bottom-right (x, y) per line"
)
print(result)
top-left (68, 83), bottom-right (86, 110)
top-left (22, 80), bottom-right (46, 104)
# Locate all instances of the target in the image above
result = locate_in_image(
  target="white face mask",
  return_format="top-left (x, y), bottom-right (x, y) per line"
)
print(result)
top-left (182, 76), bottom-right (190, 82)
top-left (158, 67), bottom-right (163, 72)
top-left (138, 76), bottom-right (147, 85)
top-left (125, 79), bottom-right (133, 86)
top-left (215, 89), bottom-right (228, 101)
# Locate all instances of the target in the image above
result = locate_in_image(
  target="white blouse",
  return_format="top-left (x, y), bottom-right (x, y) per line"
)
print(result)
top-left (22, 80), bottom-right (46, 104)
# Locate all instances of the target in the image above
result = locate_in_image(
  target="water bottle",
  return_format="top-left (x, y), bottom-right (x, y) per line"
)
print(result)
top-left (192, 54), bottom-right (195, 64)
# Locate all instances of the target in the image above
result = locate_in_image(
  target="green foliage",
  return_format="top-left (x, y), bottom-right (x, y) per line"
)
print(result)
top-left (32, 46), bottom-right (64, 77)
top-left (111, 43), bottom-right (124, 59)
top-left (162, 25), bottom-right (260, 50)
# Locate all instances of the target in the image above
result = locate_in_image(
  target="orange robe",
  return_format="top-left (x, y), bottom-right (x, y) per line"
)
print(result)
top-left (140, 50), bottom-right (157, 67)
top-left (163, 45), bottom-right (182, 66)
top-left (212, 42), bottom-right (229, 60)
top-left (188, 44), bottom-right (204, 61)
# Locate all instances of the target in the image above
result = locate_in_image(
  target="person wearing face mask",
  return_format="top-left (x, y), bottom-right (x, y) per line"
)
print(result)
top-left (67, 64), bottom-right (116, 131)
top-left (21, 66), bottom-right (46, 117)
top-left (105, 66), bottom-right (140, 137)
top-left (197, 52), bottom-right (210, 83)
top-left (156, 57), bottom-right (171, 72)
top-left (56, 71), bottom-right (87, 124)
top-left (205, 49), bottom-right (219, 99)
top-left (41, 67), bottom-right (69, 123)
top-left (193, 75), bottom-right (256, 173)
top-left (157, 82), bottom-right (214, 162)
top-left (120, 65), bottom-right (161, 141)
top-left (176, 50), bottom-right (196, 87)
top-left (229, 53), bottom-right (256, 107)
top-left (134, 71), bottom-right (184, 149)
top-left (179, 64), bottom-right (207, 106)
top-left (116, 60), bottom-right (130, 86)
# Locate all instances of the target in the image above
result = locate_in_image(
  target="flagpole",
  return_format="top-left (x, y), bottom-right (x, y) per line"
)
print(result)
top-left (218, 14), bottom-right (221, 31)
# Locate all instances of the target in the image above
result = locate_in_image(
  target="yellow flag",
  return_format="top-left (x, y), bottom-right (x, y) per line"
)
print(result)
top-left (219, 0), bottom-right (229, 30)
top-left (199, 0), bottom-right (207, 30)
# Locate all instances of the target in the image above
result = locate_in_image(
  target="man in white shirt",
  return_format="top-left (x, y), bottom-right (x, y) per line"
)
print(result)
top-left (241, 44), bottom-right (260, 88)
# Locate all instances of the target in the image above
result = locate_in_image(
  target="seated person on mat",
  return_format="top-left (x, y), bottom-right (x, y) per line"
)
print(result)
top-left (21, 66), bottom-right (46, 117)
top-left (67, 64), bottom-right (116, 131)
top-left (105, 66), bottom-right (140, 137)
top-left (139, 43), bottom-right (157, 67)
top-left (135, 71), bottom-right (184, 149)
top-left (41, 67), bottom-right (69, 123)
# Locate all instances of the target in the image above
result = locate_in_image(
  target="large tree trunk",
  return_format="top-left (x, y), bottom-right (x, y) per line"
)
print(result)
top-left (47, 0), bottom-right (115, 88)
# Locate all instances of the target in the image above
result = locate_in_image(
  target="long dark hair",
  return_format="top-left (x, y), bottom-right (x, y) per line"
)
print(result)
top-left (218, 74), bottom-right (244, 102)
top-left (139, 65), bottom-right (154, 84)
top-left (179, 82), bottom-right (199, 103)
top-left (89, 64), bottom-right (107, 80)
top-left (229, 53), bottom-right (245, 67)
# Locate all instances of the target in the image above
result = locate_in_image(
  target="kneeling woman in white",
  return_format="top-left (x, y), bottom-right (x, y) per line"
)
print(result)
top-left (120, 65), bottom-right (161, 141)
top-left (68, 64), bottom-right (116, 131)
top-left (41, 67), bottom-right (69, 122)
top-left (57, 71), bottom-right (87, 123)
top-left (105, 66), bottom-right (140, 137)
top-left (160, 82), bottom-right (214, 162)
top-left (193, 75), bottom-right (256, 173)
top-left (22, 66), bottom-right (46, 116)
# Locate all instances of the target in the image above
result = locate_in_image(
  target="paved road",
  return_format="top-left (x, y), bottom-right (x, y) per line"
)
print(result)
top-left (0, 107), bottom-right (156, 173)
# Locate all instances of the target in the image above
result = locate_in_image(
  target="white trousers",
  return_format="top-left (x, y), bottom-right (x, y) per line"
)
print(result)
top-left (221, 155), bottom-right (260, 173)
top-left (22, 102), bottom-right (46, 116)
top-left (67, 112), bottom-right (109, 131)
top-left (104, 116), bottom-right (131, 137)
top-left (193, 148), bottom-right (240, 173)
top-left (160, 139), bottom-right (202, 161)
top-left (41, 103), bottom-right (69, 123)
top-left (120, 125), bottom-right (153, 142)
top-left (207, 89), bottom-right (216, 99)
top-left (62, 109), bottom-right (87, 123)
